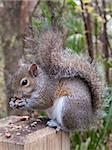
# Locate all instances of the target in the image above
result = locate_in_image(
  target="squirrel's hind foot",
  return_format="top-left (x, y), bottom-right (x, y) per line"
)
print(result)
top-left (46, 119), bottom-right (62, 133)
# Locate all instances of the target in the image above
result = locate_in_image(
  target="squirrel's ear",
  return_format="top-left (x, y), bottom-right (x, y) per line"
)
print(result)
top-left (28, 64), bottom-right (38, 77)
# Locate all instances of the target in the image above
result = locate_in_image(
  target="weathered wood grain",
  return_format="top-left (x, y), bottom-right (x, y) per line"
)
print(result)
top-left (0, 116), bottom-right (70, 150)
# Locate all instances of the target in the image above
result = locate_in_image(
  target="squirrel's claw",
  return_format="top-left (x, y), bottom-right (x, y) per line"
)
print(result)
top-left (9, 100), bottom-right (17, 109)
top-left (55, 126), bottom-right (61, 133)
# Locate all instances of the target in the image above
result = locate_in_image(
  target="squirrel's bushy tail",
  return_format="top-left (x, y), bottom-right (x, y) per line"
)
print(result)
top-left (27, 29), bottom-right (103, 112)
top-left (55, 53), bottom-right (104, 111)
top-left (37, 30), bottom-right (103, 111)
top-left (36, 30), bottom-right (63, 72)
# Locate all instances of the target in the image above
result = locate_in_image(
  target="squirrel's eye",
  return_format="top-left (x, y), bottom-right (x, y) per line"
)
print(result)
top-left (20, 78), bottom-right (29, 87)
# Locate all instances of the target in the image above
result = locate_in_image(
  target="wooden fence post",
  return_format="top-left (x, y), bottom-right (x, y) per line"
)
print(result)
top-left (0, 116), bottom-right (70, 150)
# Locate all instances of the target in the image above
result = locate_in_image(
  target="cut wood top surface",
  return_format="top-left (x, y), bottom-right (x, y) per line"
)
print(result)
top-left (0, 116), bottom-right (51, 144)
top-left (0, 116), bottom-right (70, 150)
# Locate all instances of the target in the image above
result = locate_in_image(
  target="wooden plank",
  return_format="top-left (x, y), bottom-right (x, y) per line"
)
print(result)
top-left (62, 132), bottom-right (70, 150)
top-left (24, 128), bottom-right (62, 150)
top-left (0, 116), bottom-right (70, 150)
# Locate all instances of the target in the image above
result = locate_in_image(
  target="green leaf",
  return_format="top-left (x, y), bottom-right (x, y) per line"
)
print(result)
top-left (40, 2), bottom-right (51, 24)
top-left (66, 33), bottom-right (86, 52)
top-left (83, 0), bottom-right (90, 4)
top-left (32, 18), bottom-right (43, 30)
top-left (67, 0), bottom-right (77, 7)
top-left (107, 60), bottom-right (112, 68)
top-left (87, 6), bottom-right (94, 13)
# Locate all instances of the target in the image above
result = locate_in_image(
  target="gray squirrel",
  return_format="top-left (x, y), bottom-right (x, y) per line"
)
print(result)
top-left (10, 30), bottom-right (103, 131)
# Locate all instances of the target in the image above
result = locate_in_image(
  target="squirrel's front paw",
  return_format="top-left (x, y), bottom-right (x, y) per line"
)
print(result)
top-left (9, 97), bottom-right (28, 109)
top-left (9, 98), bottom-right (17, 109)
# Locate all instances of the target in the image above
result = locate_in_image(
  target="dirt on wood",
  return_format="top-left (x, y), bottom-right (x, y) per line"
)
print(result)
top-left (0, 116), bottom-right (49, 144)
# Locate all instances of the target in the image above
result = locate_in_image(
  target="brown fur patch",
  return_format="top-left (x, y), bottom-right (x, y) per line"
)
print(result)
top-left (55, 81), bottom-right (71, 97)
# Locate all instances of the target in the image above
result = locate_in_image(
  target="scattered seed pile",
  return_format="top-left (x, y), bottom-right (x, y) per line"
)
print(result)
top-left (0, 116), bottom-right (48, 143)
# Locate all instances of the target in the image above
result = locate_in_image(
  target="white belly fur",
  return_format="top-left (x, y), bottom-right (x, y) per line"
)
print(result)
top-left (47, 96), bottom-right (65, 126)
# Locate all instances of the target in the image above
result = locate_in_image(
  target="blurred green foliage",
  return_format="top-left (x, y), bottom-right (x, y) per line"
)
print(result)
top-left (31, 0), bottom-right (112, 149)
top-left (0, 0), bottom-right (111, 149)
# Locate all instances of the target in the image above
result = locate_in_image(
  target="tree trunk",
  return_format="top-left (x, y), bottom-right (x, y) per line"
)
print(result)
top-left (80, 0), bottom-right (94, 60)
top-left (102, 0), bottom-right (110, 83)
top-left (0, 1), bottom-right (23, 115)
top-left (0, 0), bottom-right (36, 115)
